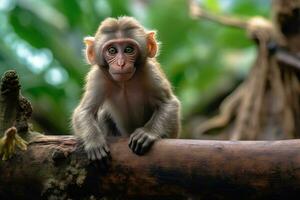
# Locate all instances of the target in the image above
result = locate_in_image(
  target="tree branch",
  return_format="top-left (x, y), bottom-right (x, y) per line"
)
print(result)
top-left (189, 0), bottom-right (247, 29)
top-left (1, 135), bottom-right (300, 199)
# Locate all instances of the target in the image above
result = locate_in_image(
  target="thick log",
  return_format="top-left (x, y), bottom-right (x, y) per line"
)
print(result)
top-left (1, 135), bottom-right (300, 200)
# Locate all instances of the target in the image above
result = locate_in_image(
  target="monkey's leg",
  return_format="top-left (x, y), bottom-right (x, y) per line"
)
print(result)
top-left (0, 127), bottom-right (27, 160)
top-left (98, 109), bottom-right (121, 137)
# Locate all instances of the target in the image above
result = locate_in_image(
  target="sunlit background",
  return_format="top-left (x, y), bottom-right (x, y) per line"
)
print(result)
top-left (0, 0), bottom-right (270, 137)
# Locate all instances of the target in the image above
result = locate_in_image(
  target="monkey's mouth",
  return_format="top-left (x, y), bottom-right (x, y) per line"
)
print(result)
top-left (111, 70), bottom-right (135, 82)
top-left (112, 71), bottom-right (133, 75)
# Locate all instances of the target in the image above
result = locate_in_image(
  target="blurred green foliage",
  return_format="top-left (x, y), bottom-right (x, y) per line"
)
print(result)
top-left (0, 0), bottom-right (269, 136)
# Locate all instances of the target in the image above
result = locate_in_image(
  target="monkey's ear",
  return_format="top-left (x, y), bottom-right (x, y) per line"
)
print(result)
top-left (84, 37), bottom-right (96, 65)
top-left (147, 31), bottom-right (158, 58)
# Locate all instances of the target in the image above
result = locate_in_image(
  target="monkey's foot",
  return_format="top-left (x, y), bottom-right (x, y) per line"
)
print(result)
top-left (0, 127), bottom-right (28, 160)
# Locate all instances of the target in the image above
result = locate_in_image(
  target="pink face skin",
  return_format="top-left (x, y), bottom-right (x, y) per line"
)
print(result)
top-left (102, 39), bottom-right (139, 82)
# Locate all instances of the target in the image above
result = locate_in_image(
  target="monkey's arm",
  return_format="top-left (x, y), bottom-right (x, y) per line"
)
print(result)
top-left (72, 68), bottom-right (110, 161)
top-left (129, 95), bottom-right (181, 155)
top-left (145, 96), bottom-right (181, 138)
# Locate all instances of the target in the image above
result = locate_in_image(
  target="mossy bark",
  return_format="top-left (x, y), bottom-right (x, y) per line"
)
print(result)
top-left (0, 70), bottom-right (33, 137)
top-left (0, 71), bottom-right (20, 134)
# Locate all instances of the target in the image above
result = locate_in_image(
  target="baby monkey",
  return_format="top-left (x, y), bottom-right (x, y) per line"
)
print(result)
top-left (72, 17), bottom-right (181, 162)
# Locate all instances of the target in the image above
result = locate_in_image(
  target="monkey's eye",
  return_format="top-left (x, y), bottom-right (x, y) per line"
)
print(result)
top-left (124, 46), bottom-right (134, 54)
top-left (108, 47), bottom-right (117, 55)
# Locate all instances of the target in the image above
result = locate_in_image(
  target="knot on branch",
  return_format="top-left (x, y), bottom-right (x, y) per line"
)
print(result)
top-left (18, 96), bottom-right (33, 119)
top-left (246, 17), bottom-right (275, 43)
top-left (16, 96), bottom-right (33, 133)
top-left (0, 70), bottom-right (20, 95)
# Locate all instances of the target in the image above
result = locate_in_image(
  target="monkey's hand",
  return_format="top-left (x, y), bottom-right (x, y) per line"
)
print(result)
top-left (0, 127), bottom-right (28, 161)
top-left (84, 137), bottom-right (110, 163)
top-left (129, 128), bottom-right (160, 155)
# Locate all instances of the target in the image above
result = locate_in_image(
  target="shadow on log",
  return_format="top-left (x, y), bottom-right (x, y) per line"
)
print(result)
top-left (1, 135), bottom-right (300, 199)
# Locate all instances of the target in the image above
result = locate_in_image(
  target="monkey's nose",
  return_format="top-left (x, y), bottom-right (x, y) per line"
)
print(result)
top-left (117, 59), bottom-right (126, 68)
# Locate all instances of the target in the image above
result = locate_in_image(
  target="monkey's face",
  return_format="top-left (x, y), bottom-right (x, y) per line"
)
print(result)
top-left (84, 17), bottom-right (158, 81)
top-left (102, 39), bottom-right (139, 82)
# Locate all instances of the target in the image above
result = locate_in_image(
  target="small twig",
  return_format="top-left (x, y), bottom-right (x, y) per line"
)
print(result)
top-left (189, 0), bottom-right (247, 29)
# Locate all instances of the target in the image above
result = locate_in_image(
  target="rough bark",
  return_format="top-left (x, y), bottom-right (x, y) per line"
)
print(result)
top-left (2, 136), bottom-right (300, 200)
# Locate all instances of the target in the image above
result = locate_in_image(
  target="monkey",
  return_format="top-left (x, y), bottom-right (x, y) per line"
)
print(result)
top-left (72, 16), bottom-right (181, 162)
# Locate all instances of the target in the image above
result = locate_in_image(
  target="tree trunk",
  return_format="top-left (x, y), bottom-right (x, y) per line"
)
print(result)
top-left (191, 0), bottom-right (300, 140)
